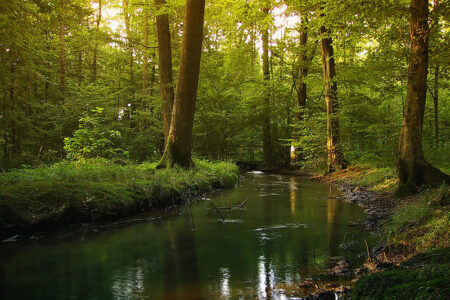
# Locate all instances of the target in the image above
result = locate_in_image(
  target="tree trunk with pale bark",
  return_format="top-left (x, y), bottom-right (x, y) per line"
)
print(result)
top-left (320, 26), bottom-right (348, 173)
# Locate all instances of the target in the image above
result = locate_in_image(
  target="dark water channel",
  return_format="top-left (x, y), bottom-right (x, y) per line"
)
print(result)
top-left (0, 172), bottom-right (376, 299)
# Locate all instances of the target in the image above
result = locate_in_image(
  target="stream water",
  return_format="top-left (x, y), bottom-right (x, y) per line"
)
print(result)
top-left (0, 172), bottom-right (375, 299)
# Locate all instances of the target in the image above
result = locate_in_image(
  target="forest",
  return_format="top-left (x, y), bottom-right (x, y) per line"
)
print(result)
top-left (0, 0), bottom-right (449, 299)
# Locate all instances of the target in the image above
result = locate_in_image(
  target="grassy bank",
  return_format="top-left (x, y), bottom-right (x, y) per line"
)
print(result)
top-left (316, 164), bottom-right (449, 299)
top-left (0, 159), bottom-right (239, 237)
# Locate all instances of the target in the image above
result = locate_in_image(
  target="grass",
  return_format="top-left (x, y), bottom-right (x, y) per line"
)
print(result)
top-left (384, 185), bottom-right (450, 250)
top-left (0, 159), bottom-right (239, 234)
top-left (315, 163), bottom-right (398, 193)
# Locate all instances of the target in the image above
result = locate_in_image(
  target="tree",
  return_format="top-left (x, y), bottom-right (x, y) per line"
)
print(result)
top-left (397, 0), bottom-right (449, 194)
top-left (261, 5), bottom-right (276, 167)
top-left (92, 0), bottom-right (102, 82)
top-left (155, 0), bottom-right (174, 143)
top-left (123, 0), bottom-right (135, 106)
top-left (320, 20), bottom-right (348, 173)
top-left (296, 17), bottom-right (311, 121)
top-left (59, 0), bottom-right (66, 102)
top-left (157, 0), bottom-right (205, 168)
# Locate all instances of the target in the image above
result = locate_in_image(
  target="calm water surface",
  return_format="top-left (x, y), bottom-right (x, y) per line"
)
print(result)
top-left (0, 173), bottom-right (375, 299)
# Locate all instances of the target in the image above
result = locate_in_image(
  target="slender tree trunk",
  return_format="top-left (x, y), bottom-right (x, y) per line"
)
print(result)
top-left (142, 7), bottom-right (149, 110)
top-left (123, 0), bottom-right (135, 105)
top-left (78, 49), bottom-right (83, 85)
top-left (10, 55), bottom-right (17, 155)
top-left (292, 17), bottom-right (315, 164)
top-left (433, 64), bottom-right (439, 145)
top-left (155, 0), bottom-right (174, 143)
top-left (92, 0), bottom-right (102, 82)
top-left (157, 0), bottom-right (205, 168)
top-left (296, 26), bottom-right (308, 121)
top-left (320, 26), bottom-right (348, 173)
top-left (59, 0), bottom-right (66, 102)
top-left (397, 0), bottom-right (449, 193)
top-left (261, 6), bottom-right (275, 167)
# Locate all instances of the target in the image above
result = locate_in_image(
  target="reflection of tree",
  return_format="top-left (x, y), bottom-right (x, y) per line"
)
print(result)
top-left (163, 226), bottom-right (204, 300)
top-left (289, 177), bottom-right (296, 215)
top-left (327, 185), bottom-right (343, 257)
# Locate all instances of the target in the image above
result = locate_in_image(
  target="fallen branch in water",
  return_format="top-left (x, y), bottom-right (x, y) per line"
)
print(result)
top-left (207, 197), bottom-right (248, 211)
top-left (210, 202), bottom-right (225, 222)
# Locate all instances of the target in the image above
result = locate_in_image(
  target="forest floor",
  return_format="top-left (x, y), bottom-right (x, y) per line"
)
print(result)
top-left (301, 165), bottom-right (450, 299)
top-left (0, 159), bottom-right (239, 240)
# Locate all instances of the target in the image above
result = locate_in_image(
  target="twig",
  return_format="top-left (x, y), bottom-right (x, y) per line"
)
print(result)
top-left (365, 239), bottom-right (372, 263)
top-left (237, 197), bottom-right (248, 207)
top-left (210, 202), bottom-right (225, 222)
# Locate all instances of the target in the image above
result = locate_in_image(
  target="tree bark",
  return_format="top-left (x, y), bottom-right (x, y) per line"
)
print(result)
top-left (296, 26), bottom-right (308, 121)
top-left (157, 0), bottom-right (205, 168)
top-left (155, 0), bottom-right (174, 143)
top-left (433, 64), bottom-right (439, 146)
top-left (397, 0), bottom-right (449, 194)
top-left (123, 0), bottom-right (135, 105)
top-left (320, 26), bottom-right (348, 173)
top-left (261, 6), bottom-right (275, 167)
top-left (292, 17), bottom-right (315, 164)
top-left (92, 0), bottom-right (102, 82)
top-left (142, 6), bottom-right (149, 110)
top-left (59, 0), bottom-right (66, 102)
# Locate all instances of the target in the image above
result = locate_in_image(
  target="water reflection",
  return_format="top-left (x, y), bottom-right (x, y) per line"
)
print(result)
top-left (0, 174), bottom-right (373, 300)
top-left (289, 177), bottom-right (296, 215)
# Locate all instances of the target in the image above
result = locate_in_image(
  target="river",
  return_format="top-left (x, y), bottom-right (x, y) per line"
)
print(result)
top-left (0, 172), bottom-right (375, 299)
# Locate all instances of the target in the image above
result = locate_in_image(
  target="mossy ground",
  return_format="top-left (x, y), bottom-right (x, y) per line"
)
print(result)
top-left (352, 248), bottom-right (450, 299)
top-left (316, 164), bottom-right (449, 299)
top-left (0, 159), bottom-right (239, 236)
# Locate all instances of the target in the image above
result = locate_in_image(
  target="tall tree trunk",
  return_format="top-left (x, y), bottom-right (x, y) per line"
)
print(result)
top-left (397, 0), bottom-right (449, 194)
top-left (59, 0), bottom-right (65, 102)
top-left (320, 26), bottom-right (348, 173)
top-left (433, 64), bottom-right (439, 146)
top-left (142, 6), bottom-right (149, 110)
top-left (157, 0), bottom-right (205, 168)
top-left (78, 49), bottom-right (83, 85)
top-left (261, 6), bottom-right (275, 167)
top-left (123, 0), bottom-right (135, 105)
top-left (296, 25), bottom-right (308, 121)
top-left (292, 17), bottom-right (314, 164)
top-left (155, 0), bottom-right (174, 143)
top-left (10, 54), bottom-right (17, 155)
top-left (92, 0), bottom-right (102, 82)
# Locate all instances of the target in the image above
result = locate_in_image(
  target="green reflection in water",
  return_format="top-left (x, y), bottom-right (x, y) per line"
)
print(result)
top-left (0, 173), bottom-right (374, 299)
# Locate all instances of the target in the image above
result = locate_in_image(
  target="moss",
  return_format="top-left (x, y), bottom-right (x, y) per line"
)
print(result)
top-left (352, 248), bottom-right (450, 300)
top-left (383, 186), bottom-right (450, 250)
top-left (0, 159), bottom-right (239, 235)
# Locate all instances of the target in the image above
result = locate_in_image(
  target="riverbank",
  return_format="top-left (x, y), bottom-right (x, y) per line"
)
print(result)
top-left (307, 165), bottom-right (449, 299)
top-left (0, 159), bottom-right (239, 240)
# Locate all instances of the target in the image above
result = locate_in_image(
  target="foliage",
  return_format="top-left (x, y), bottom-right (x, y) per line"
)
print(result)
top-left (64, 107), bottom-right (129, 161)
top-left (0, 0), bottom-right (448, 172)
